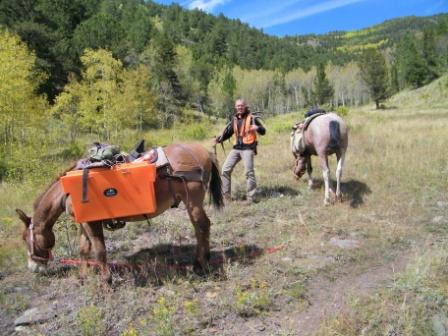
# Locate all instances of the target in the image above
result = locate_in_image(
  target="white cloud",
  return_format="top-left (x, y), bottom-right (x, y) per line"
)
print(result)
top-left (256, 0), bottom-right (368, 28)
top-left (188, 0), bottom-right (231, 12)
top-left (242, 0), bottom-right (306, 22)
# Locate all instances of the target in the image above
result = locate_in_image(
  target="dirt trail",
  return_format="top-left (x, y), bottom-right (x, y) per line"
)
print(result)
top-left (203, 251), bottom-right (409, 336)
top-left (292, 255), bottom-right (407, 334)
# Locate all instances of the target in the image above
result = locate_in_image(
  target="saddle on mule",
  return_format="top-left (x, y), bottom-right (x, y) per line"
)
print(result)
top-left (61, 141), bottom-right (212, 229)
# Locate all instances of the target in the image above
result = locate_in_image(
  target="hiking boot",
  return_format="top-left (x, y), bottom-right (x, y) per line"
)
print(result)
top-left (224, 194), bottom-right (232, 203)
top-left (242, 197), bottom-right (257, 205)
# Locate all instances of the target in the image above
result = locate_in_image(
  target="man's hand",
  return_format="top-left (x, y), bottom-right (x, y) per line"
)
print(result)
top-left (249, 125), bottom-right (259, 132)
top-left (213, 136), bottom-right (221, 145)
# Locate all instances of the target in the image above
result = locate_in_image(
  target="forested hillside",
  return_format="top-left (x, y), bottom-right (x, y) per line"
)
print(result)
top-left (0, 0), bottom-right (447, 179)
top-left (1, 3), bottom-right (448, 334)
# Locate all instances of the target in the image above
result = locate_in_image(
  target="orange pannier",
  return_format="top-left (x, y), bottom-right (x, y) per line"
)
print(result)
top-left (60, 162), bottom-right (157, 223)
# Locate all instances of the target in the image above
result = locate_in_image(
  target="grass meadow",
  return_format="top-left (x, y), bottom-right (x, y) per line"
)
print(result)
top-left (1, 77), bottom-right (448, 335)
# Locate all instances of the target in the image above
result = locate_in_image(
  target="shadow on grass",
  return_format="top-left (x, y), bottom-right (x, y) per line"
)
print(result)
top-left (123, 243), bottom-right (264, 286)
top-left (44, 265), bottom-right (76, 278)
top-left (232, 185), bottom-right (300, 201)
top-left (341, 179), bottom-right (371, 208)
top-left (258, 185), bottom-right (300, 198)
top-left (39, 243), bottom-right (264, 286)
top-left (308, 178), bottom-right (371, 208)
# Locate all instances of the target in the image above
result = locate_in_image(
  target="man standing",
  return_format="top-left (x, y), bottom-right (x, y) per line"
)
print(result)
top-left (214, 99), bottom-right (266, 204)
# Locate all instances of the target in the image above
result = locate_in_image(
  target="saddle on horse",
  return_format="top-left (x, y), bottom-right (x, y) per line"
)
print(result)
top-left (291, 111), bottom-right (327, 156)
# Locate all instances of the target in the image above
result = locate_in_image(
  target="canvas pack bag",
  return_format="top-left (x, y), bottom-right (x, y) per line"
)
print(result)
top-left (87, 143), bottom-right (121, 162)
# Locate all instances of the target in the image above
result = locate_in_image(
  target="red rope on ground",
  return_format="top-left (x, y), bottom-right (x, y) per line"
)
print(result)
top-left (58, 244), bottom-right (287, 272)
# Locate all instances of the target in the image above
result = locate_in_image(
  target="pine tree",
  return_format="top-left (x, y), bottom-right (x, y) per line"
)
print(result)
top-left (422, 28), bottom-right (439, 82)
top-left (396, 34), bottom-right (428, 88)
top-left (146, 32), bottom-right (185, 127)
top-left (389, 63), bottom-right (400, 94)
top-left (313, 63), bottom-right (334, 106)
top-left (359, 48), bottom-right (390, 109)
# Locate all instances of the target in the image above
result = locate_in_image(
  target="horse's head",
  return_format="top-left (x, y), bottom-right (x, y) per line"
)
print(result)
top-left (16, 208), bottom-right (56, 273)
top-left (293, 156), bottom-right (308, 179)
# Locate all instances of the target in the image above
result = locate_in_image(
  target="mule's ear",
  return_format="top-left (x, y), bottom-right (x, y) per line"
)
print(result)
top-left (16, 208), bottom-right (31, 227)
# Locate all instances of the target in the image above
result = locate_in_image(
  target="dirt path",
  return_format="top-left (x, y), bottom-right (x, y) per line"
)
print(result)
top-left (292, 255), bottom-right (408, 334)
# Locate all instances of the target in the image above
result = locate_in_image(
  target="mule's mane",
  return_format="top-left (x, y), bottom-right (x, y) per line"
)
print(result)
top-left (33, 163), bottom-right (76, 210)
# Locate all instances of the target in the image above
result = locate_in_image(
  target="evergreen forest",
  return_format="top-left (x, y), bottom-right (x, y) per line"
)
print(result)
top-left (0, 0), bottom-right (447, 178)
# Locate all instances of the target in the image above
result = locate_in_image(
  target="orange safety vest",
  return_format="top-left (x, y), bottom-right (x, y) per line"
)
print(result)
top-left (232, 114), bottom-right (257, 145)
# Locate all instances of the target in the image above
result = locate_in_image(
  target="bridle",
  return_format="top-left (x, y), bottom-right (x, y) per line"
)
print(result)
top-left (27, 219), bottom-right (53, 263)
top-left (27, 194), bottom-right (67, 264)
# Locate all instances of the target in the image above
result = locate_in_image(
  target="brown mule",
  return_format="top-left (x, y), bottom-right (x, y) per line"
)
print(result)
top-left (16, 143), bottom-right (223, 283)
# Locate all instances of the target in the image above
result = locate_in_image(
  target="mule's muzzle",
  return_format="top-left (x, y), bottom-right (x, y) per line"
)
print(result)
top-left (27, 257), bottom-right (49, 273)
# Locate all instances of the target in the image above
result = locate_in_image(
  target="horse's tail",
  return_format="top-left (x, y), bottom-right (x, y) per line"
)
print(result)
top-left (329, 120), bottom-right (341, 151)
top-left (209, 156), bottom-right (224, 210)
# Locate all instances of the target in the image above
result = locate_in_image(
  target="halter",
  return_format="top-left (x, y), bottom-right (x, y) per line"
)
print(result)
top-left (27, 219), bottom-right (53, 263)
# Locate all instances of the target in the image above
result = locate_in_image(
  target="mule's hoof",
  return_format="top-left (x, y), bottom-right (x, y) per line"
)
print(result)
top-left (193, 260), bottom-right (210, 276)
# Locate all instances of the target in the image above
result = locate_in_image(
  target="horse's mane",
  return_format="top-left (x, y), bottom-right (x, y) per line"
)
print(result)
top-left (33, 163), bottom-right (77, 210)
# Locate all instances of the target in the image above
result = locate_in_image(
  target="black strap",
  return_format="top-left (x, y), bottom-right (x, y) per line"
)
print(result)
top-left (82, 168), bottom-right (89, 203)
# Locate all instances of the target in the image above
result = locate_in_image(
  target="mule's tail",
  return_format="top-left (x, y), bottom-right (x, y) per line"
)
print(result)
top-left (329, 120), bottom-right (341, 151)
top-left (209, 156), bottom-right (224, 210)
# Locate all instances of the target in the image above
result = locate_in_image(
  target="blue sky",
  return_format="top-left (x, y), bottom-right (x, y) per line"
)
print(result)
top-left (152, 0), bottom-right (448, 36)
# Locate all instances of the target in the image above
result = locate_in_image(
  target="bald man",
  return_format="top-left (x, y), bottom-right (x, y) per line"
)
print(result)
top-left (214, 99), bottom-right (266, 204)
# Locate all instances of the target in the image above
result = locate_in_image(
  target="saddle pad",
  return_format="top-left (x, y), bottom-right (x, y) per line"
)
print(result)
top-left (163, 144), bottom-right (205, 182)
top-left (134, 147), bottom-right (169, 168)
top-left (303, 112), bottom-right (326, 130)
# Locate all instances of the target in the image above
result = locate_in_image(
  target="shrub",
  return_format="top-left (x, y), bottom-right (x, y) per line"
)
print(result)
top-left (181, 124), bottom-right (208, 140)
top-left (234, 279), bottom-right (272, 317)
top-left (60, 142), bottom-right (84, 159)
top-left (151, 296), bottom-right (176, 336)
top-left (77, 305), bottom-right (106, 336)
top-left (336, 106), bottom-right (349, 117)
top-left (0, 159), bottom-right (7, 181)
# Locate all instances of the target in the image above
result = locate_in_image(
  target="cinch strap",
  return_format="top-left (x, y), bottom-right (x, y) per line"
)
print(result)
top-left (82, 168), bottom-right (89, 203)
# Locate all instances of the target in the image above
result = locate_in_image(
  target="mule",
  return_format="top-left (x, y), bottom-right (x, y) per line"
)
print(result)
top-left (16, 143), bottom-right (224, 283)
top-left (290, 112), bottom-right (348, 205)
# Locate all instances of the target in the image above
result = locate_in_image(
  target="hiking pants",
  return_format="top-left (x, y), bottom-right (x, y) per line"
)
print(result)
top-left (221, 149), bottom-right (256, 200)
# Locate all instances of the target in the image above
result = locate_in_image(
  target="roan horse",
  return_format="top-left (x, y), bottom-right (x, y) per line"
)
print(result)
top-left (290, 112), bottom-right (348, 205)
top-left (16, 143), bottom-right (224, 283)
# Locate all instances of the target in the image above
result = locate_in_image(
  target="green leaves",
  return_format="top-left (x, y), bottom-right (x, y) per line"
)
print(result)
top-left (51, 49), bottom-right (157, 141)
top-left (0, 30), bottom-right (48, 143)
